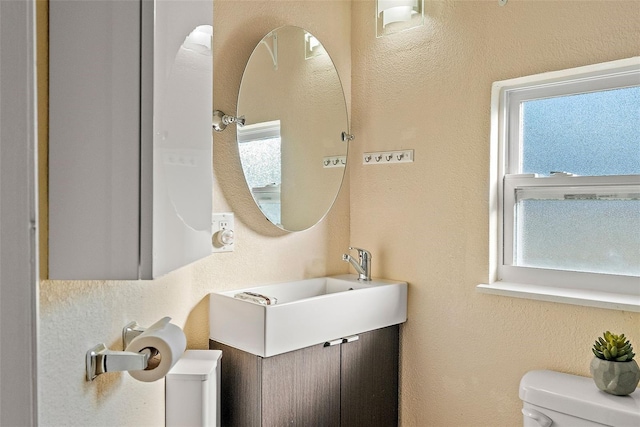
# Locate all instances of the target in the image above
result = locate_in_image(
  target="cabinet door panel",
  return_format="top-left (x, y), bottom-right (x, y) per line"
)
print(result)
top-left (262, 348), bottom-right (296, 426)
top-left (340, 326), bottom-right (399, 427)
top-left (210, 341), bottom-right (262, 427)
top-left (295, 343), bottom-right (341, 427)
top-left (262, 343), bottom-right (341, 427)
top-left (49, 0), bottom-right (141, 279)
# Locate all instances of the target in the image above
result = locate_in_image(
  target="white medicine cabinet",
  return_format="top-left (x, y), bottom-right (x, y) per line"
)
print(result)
top-left (49, 0), bottom-right (214, 280)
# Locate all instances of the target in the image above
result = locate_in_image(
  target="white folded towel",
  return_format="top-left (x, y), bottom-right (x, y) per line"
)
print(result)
top-left (234, 292), bottom-right (278, 305)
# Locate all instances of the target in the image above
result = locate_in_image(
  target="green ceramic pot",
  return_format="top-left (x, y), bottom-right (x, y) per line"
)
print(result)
top-left (590, 357), bottom-right (640, 396)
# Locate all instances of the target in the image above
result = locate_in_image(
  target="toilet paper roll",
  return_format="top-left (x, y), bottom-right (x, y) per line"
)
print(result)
top-left (125, 317), bottom-right (187, 382)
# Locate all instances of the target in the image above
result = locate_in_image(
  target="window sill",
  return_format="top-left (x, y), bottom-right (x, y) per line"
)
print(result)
top-left (476, 282), bottom-right (640, 312)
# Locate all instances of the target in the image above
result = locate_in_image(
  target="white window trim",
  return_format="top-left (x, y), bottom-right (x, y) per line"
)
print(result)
top-left (478, 57), bottom-right (640, 312)
top-left (237, 120), bottom-right (281, 143)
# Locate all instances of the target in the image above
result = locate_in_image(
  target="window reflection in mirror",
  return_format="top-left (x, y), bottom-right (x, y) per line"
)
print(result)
top-left (238, 121), bottom-right (282, 226)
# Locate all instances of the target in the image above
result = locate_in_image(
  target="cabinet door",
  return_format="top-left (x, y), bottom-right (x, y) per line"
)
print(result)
top-left (49, 0), bottom-right (142, 279)
top-left (262, 342), bottom-right (341, 427)
top-left (210, 341), bottom-right (262, 427)
top-left (340, 325), bottom-right (399, 427)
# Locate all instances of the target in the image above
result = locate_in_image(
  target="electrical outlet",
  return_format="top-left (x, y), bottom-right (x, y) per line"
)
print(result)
top-left (212, 213), bottom-right (234, 252)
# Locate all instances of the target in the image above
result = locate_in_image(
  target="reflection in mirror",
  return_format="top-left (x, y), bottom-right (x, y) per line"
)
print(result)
top-left (157, 25), bottom-right (212, 229)
top-left (237, 26), bottom-right (349, 232)
top-left (238, 121), bottom-right (282, 225)
top-left (152, 23), bottom-right (213, 276)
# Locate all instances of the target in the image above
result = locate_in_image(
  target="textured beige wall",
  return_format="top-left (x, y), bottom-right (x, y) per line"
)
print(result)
top-left (350, 1), bottom-right (640, 426)
top-left (38, 1), bottom-right (350, 425)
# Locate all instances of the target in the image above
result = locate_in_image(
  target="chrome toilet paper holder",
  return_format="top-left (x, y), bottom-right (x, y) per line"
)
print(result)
top-left (86, 320), bottom-right (156, 381)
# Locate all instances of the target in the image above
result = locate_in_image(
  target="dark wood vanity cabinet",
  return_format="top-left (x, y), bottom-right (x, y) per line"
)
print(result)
top-left (210, 325), bottom-right (399, 427)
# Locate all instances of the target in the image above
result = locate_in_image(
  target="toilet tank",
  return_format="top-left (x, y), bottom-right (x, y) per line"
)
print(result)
top-left (166, 350), bottom-right (222, 427)
top-left (520, 370), bottom-right (640, 426)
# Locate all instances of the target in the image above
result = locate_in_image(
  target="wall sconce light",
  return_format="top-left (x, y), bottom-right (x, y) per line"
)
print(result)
top-left (305, 32), bottom-right (322, 59)
top-left (376, 0), bottom-right (424, 38)
top-left (260, 32), bottom-right (278, 70)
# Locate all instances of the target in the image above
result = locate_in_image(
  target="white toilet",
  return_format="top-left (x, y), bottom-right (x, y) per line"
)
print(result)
top-left (520, 370), bottom-right (640, 426)
top-left (165, 350), bottom-right (222, 427)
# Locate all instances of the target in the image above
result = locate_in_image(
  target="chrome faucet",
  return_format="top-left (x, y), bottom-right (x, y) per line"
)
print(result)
top-left (342, 247), bottom-right (372, 281)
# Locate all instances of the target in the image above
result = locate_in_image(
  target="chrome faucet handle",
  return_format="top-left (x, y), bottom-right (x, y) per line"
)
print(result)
top-left (348, 246), bottom-right (371, 260)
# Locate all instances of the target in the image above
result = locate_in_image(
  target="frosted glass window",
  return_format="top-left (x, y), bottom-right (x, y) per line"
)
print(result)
top-left (238, 137), bottom-right (281, 189)
top-left (515, 85), bottom-right (640, 277)
top-left (489, 58), bottom-right (640, 309)
top-left (521, 87), bottom-right (640, 176)
top-left (238, 137), bottom-right (282, 225)
top-left (514, 194), bottom-right (640, 276)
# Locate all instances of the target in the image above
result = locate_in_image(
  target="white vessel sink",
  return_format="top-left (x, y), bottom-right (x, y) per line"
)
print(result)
top-left (209, 274), bottom-right (407, 357)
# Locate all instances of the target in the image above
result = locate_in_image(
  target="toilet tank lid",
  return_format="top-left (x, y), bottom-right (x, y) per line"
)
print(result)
top-left (520, 370), bottom-right (640, 426)
top-left (166, 350), bottom-right (222, 381)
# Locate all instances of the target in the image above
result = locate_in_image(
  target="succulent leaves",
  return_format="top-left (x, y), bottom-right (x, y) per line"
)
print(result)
top-left (592, 331), bottom-right (635, 362)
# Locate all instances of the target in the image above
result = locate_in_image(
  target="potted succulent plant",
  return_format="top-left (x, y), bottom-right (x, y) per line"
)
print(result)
top-left (590, 331), bottom-right (640, 396)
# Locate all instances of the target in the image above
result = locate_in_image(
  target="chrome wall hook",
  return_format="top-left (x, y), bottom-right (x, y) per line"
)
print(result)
top-left (363, 149), bottom-right (414, 165)
top-left (322, 155), bottom-right (347, 168)
top-left (212, 110), bottom-right (245, 132)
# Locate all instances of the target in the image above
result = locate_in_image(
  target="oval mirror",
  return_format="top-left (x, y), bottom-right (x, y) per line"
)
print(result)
top-left (237, 26), bottom-right (349, 231)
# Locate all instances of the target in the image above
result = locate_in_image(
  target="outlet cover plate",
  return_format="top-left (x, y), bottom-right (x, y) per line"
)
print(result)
top-left (212, 213), bottom-right (234, 252)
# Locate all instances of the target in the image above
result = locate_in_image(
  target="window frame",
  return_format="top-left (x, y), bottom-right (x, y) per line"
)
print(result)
top-left (479, 57), bottom-right (640, 312)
